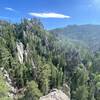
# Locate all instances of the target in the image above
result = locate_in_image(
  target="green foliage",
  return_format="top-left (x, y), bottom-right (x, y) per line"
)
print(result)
top-left (0, 45), bottom-right (11, 68)
top-left (75, 85), bottom-right (88, 100)
top-left (0, 18), bottom-right (99, 100)
top-left (0, 72), bottom-right (12, 100)
top-left (71, 64), bottom-right (89, 100)
top-left (37, 61), bottom-right (51, 94)
top-left (24, 81), bottom-right (43, 100)
top-left (94, 74), bottom-right (100, 100)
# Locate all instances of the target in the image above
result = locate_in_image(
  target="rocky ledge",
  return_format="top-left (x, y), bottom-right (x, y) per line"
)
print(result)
top-left (40, 89), bottom-right (70, 100)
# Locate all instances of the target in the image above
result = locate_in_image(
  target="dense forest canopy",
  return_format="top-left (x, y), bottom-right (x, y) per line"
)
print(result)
top-left (0, 18), bottom-right (100, 100)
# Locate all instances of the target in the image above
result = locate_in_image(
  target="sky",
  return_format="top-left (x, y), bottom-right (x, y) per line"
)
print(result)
top-left (0, 0), bottom-right (100, 29)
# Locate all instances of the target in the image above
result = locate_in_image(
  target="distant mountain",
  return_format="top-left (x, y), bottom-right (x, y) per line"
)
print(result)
top-left (50, 25), bottom-right (100, 51)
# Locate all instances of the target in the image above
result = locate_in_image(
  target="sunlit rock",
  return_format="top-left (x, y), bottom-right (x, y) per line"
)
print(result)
top-left (17, 42), bottom-right (24, 64)
top-left (40, 89), bottom-right (70, 100)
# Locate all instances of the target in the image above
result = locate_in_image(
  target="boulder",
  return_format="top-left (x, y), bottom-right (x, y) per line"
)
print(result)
top-left (40, 89), bottom-right (70, 100)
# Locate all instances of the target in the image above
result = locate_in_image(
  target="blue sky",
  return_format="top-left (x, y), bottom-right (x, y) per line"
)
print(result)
top-left (0, 0), bottom-right (100, 29)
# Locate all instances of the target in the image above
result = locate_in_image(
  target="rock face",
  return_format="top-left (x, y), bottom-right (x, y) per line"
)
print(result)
top-left (17, 42), bottom-right (28, 64)
top-left (62, 84), bottom-right (70, 98)
top-left (17, 42), bottom-right (24, 64)
top-left (40, 89), bottom-right (70, 100)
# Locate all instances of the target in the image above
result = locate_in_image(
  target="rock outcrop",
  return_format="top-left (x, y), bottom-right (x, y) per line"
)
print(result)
top-left (62, 84), bottom-right (70, 98)
top-left (40, 89), bottom-right (70, 100)
top-left (0, 67), bottom-right (17, 99)
top-left (16, 42), bottom-right (29, 64)
top-left (17, 42), bottom-right (24, 64)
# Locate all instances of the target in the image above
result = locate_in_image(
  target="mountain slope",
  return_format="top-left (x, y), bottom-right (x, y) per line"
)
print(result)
top-left (0, 19), bottom-right (100, 100)
top-left (50, 25), bottom-right (100, 51)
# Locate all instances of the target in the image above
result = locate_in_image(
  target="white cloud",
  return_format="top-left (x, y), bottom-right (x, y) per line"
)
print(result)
top-left (5, 7), bottom-right (15, 11)
top-left (28, 12), bottom-right (71, 18)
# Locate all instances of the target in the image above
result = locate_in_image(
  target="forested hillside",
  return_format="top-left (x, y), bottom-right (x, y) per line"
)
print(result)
top-left (50, 25), bottom-right (100, 51)
top-left (0, 19), bottom-right (100, 100)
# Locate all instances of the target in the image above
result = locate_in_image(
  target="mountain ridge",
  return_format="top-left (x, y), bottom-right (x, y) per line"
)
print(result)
top-left (50, 24), bottom-right (100, 51)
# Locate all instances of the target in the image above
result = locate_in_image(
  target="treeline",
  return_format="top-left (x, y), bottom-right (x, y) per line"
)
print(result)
top-left (0, 19), bottom-right (100, 100)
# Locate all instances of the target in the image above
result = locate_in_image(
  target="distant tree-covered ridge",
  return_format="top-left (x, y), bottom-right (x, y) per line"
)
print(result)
top-left (50, 25), bottom-right (100, 51)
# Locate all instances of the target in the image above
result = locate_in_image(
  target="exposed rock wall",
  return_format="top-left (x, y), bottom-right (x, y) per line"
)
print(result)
top-left (16, 42), bottom-right (29, 64)
top-left (17, 42), bottom-right (24, 64)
